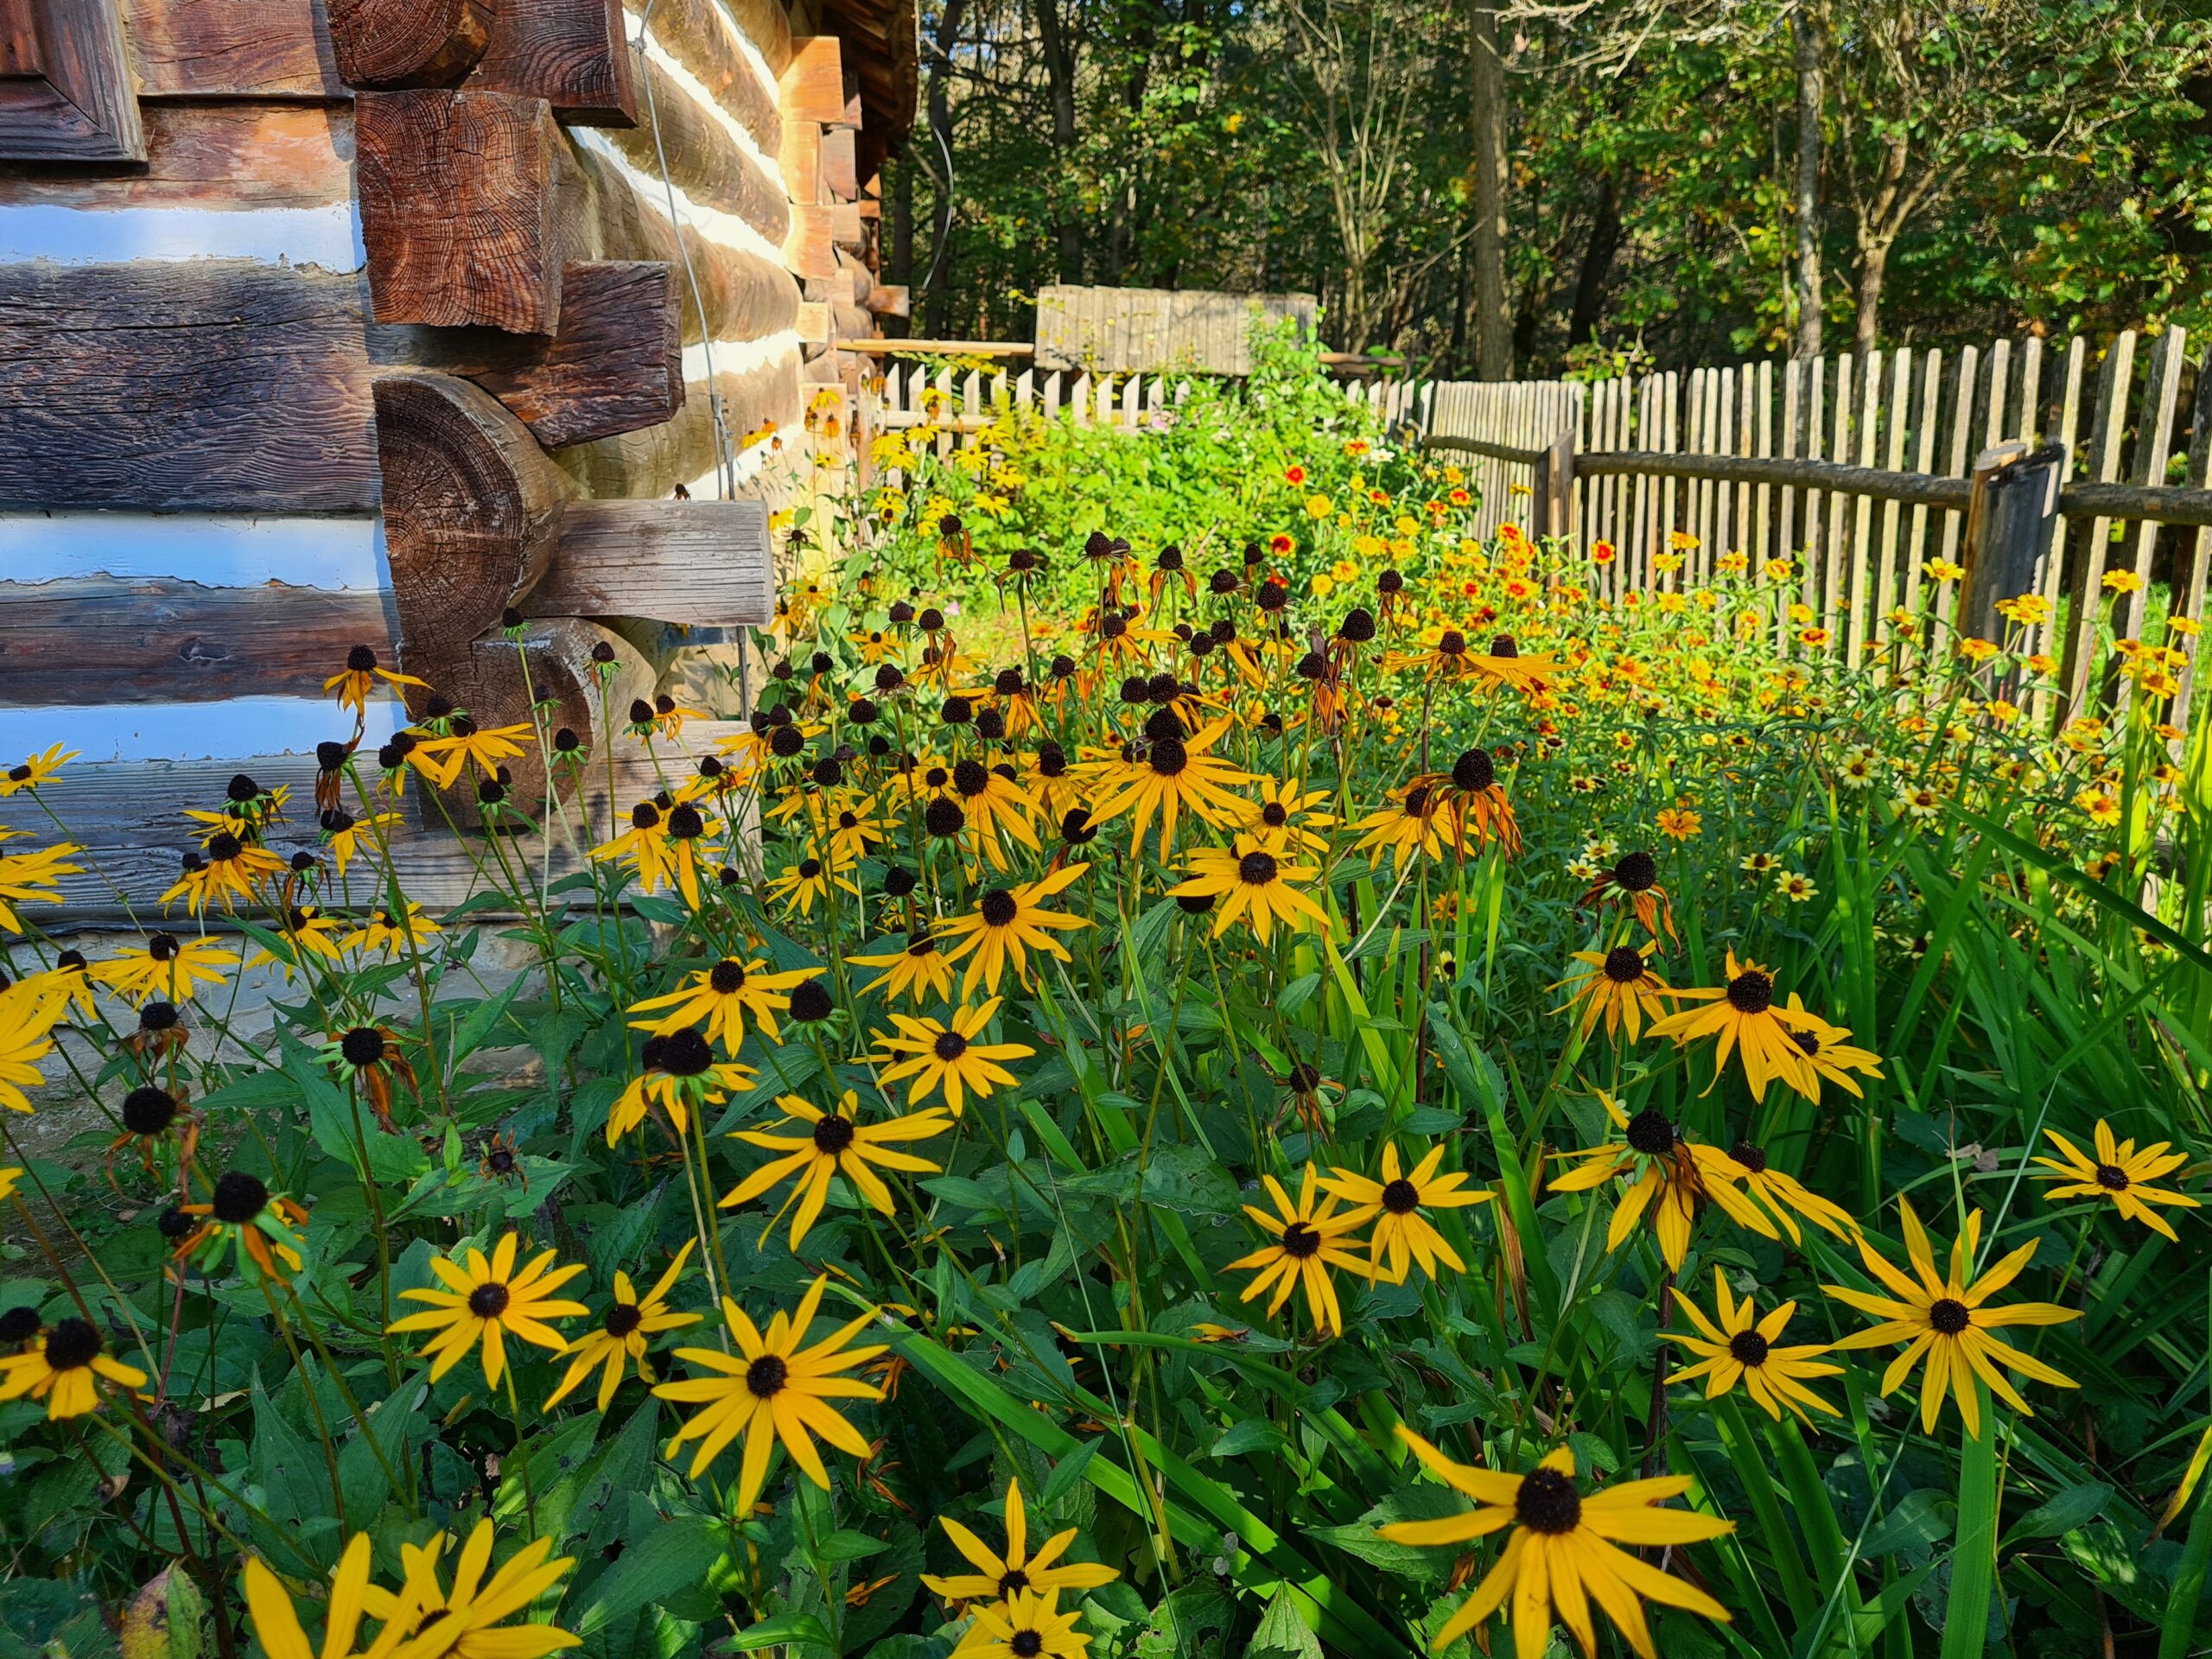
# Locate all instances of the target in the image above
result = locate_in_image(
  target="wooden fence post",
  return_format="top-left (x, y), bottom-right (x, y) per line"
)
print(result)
top-left (1958, 440), bottom-right (2060, 652)
top-left (1534, 429), bottom-right (1574, 540)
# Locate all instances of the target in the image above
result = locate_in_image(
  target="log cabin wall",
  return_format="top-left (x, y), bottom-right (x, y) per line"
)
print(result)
top-left (0, 0), bottom-right (916, 914)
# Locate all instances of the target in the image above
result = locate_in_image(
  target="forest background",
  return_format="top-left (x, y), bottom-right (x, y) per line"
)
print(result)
top-left (884, 0), bottom-right (2212, 376)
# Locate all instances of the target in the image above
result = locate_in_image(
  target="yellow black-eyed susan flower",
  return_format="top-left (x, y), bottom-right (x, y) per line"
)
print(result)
top-left (1378, 1427), bottom-right (1732, 1658)
top-left (720, 1090), bottom-right (952, 1249)
top-left (387, 1233), bottom-right (587, 1389)
top-left (654, 1275), bottom-right (886, 1508)
top-left (1224, 1165), bottom-right (1364, 1335)
top-left (1664, 1267), bottom-right (1841, 1423)
top-left (921, 1474), bottom-right (1121, 1607)
top-left (1823, 1199), bottom-right (2079, 1438)
top-left (1319, 1142), bottom-right (1491, 1284)
top-left (0, 1316), bottom-right (147, 1420)
top-left (1550, 940), bottom-right (1671, 1042)
top-left (870, 998), bottom-right (1034, 1115)
top-left (543, 1242), bottom-right (702, 1412)
top-left (1644, 952), bottom-right (1820, 1103)
top-left (2031, 1120), bottom-right (2197, 1239)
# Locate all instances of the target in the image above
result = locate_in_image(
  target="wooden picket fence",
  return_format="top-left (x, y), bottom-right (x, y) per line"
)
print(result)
top-left (854, 333), bottom-right (2211, 728)
top-left (1426, 332), bottom-right (2212, 728)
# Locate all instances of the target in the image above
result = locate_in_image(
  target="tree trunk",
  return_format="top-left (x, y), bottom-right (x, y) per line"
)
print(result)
top-left (891, 151), bottom-right (912, 282)
top-left (1034, 0), bottom-right (1084, 280)
top-left (1565, 175), bottom-right (1622, 356)
top-left (920, 0), bottom-right (969, 336)
top-left (1790, 0), bottom-right (1825, 359)
top-left (1468, 0), bottom-right (1510, 380)
top-left (1853, 236), bottom-right (1890, 360)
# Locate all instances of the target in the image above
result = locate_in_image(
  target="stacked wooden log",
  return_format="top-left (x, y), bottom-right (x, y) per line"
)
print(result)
top-left (0, 0), bottom-right (914, 893)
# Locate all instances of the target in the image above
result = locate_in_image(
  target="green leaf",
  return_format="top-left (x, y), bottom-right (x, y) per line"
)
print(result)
top-left (810, 1529), bottom-right (889, 1566)
top-left (1862, 1488), bottom-right (1955, 1558)
top-left (726, 1613), bottom-right (836, 1651)
top-left (574, 1516), bottom-right (728, 1637)
top-left (2002, 1481), bottom-right (2112, 1548)
top-left (1039, 1439), bottom-right (1102, 1505)
top-left (1247, 1586), bottom-right (1323, 1659)
top-left (448, 973), bottom-right (529, 1062)
top-left (1939, 1387), bottom-right (1999, 1659)
top-left (1308, 1485), bottom-right (1466, 1583)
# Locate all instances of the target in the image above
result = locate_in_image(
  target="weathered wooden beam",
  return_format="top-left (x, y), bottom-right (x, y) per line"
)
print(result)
top-left (624, 0), bottom-right (785, 145)
top-left (471, 0), bottom-right (637, 125)
top-left (552, 356), bottom-right (800, 497)
top-left (373, 372), bottom-right (563, 709)
top-left (0, 578), bottom-right (393, 706)
top-left (0, 102), bottom-right (353, 212)
top-left (563, 137), bottom-right (798, 348)
top-left (603, 57), bottom-right (791, 247)
top-left (818, 125), bottom-right (857, 200)
top-left (0, 262), bottom-right (378, 512)
top-left (325, 0), bottom-right (489, 87)
top-left (867, 284), bottom-right (911, 320)
top-left (785, 204), bottom-right (836, 279)
top-left (525, 500), bottom-right (773, 623)
top-left (467, 261), bottom-right (683, 447)
top-left (0, 0), bottom-right (146, 162)
top-left (125, 0), bottom-right (345, 99)
top-left (779, 118), bottom-right (821, 203)
top-left (778, 35), bottom-right (843, 123)
top-left (356, 88), bottom-right (573, 334)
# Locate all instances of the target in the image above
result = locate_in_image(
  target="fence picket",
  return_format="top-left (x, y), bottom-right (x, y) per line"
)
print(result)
top-left (1873, 347), bottom-right (1912, 671)
top-left (2063, 332), bottom-right (2137, 714)
top-left (1755, 359), bottom-right (1774, 569)
top-left (2121, 327), bottom-right (2186, 644)
top-left (1847, 353), bottom-right (1881, 666)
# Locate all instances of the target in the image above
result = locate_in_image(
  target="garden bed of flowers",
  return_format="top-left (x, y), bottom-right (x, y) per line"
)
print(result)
top-left (2, 339), bottom-right (2209, 1659)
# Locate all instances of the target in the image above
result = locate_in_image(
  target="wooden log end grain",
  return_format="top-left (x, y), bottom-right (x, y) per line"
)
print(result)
top-left (355, 88), bottom-right (566, 334)
top-left (325, 0), bottom-right (491, 88)
top-left (469, 260), bottom-right (683, 446)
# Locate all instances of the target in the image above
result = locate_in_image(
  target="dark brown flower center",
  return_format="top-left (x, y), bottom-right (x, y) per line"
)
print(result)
top-left (1728, 1329), bottom-right (1770, 1366)
top-left (980, 889), bottom-right (1020, 928)
top-left (999, 1568), bottom-right (1031, 1596)
top-left (812, 1115), bottom-right (857, 1154)
top-left (341, 1026), bottom-right (385, 1066)
top-left (211, 1170), bottom-right (268, 1223)
top-left (1010, 1634), bottom-right (1043, 1659)
top-left (468, 1281), bottom-right (511, 1319)
top-left (45, 1318), bottom-right (102, 1370)
top-left (709, 959), bottom-right (747, 994)
top-left (123, 1087), bottom-right (178, 1136)
top-left (1280, 1221), bottom-right (1323, 1259)
top-left (1514, 1466), bottom-right (1581, 1534)
top-left (1601, 946), bottom-right (1646, 984)
top-left (1148, 737), bottom-right (1189, 776)
top-left (1381, 1179), bottom-right (1421, 1216)
top-left (1625, 1109), bottom-right (1676, 1157)
top-left (1929, 1298), bottom-right (1970, 1335)
top-left (1726, 970), bottom-right (1774, 1014)
top-left (1728, 1141), bottom-right (1769, 1175)
top-left (2095, 1163), bottom-right (2129, 1191)
top-left (746, 1354), bottom-right (788, 1398)
top-left (604, 1302), bottom-right (643, 1338)
top-left (933, 1030), bottom-right (968, 1061)
top-left (1238, 851), bottom-right (1280, 886)
top-left (1613, 850), bottom-right (1657, 891)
